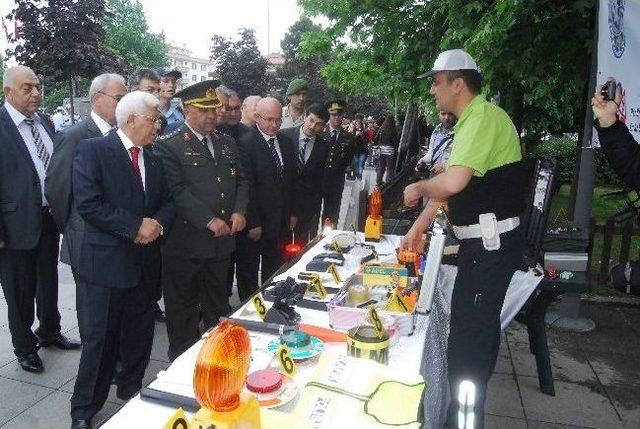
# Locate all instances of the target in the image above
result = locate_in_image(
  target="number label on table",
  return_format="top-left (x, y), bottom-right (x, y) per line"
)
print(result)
top-left (311, 277), bottom-right (328, 299)
top-left (276, 344), bottom-right (297, 377)
top-left (368, 307), bottom-right (385, 339)
top-left (328, 263), bottom-right (341, 284)
top-left (392, 289), bottom-right (409, 313)
top-left (333, 241), bottom-right (344, 256)
top-left (164, 408), bottom-right (190, 429)
top-left (252, 294), bottom-right (267, 321)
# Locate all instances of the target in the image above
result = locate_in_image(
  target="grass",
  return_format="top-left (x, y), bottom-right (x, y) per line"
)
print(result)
top-left (548, 185), bottom-right (639, 296)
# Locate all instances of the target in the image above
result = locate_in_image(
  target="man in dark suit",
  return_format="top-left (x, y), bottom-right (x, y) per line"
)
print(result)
top-left (70, 91), bottom-right (174, 429)
top-left (0, 65), bottom-right (80, 375)
top-left (280, 103), bottom-right (329, 244)
top-left (321, 100), bottom-right (356, 225)
top-left (216, 85), bottom-right (250, 140)
top-left (45, 73), bottom-right (127, 342)
top-left (155, 81), bottom-right (249, 361)
top-left (236, 97), bottom-right (296, 299)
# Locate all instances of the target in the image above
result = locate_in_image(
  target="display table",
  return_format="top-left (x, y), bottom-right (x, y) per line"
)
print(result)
top-left (101, 231), bottom-right (542, 428)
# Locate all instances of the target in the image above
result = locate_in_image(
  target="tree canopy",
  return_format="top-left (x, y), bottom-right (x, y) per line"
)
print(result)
top-left (298, 0), bottom-right (596, 135)
top-left (210, 29), bottom-right (270, 99)
top-left (104, 0), bottom-right (168, 72)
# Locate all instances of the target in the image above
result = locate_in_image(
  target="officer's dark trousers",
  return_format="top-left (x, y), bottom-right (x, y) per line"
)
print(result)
top-left (321, 180), bottom-right (345, 225)
top-left (446, 228), bottom-right (524, 429)
top-left (70, 267), bottom-right (88, 343)
top-left (71, 280), bottom-right (154, 420)
top-left (293, 215), bottom-right (319, 246)
top-left (162, 256), bottom-right (231, 361)
top-left (235, 233), bottom-right (261, 302)
top-left (261, 238), bottom-right (286, 284)
top-left (0, 209), bottom-right (61, 357)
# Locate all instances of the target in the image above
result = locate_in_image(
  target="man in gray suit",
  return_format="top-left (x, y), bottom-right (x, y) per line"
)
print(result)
top-left (45, 73), bottom-right (127, 341)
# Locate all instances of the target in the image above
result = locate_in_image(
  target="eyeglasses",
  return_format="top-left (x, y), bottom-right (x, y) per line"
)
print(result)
top-left (257, 114), bottom-right (282, 125)
top-left (98, 91), bottom-right (124, 102)
top-left (135, 113), bottom-right (163, 125)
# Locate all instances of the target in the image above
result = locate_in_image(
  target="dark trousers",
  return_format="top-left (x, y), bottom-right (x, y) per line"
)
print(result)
top-left (446, 228), bottom-right (524, 429)
top-left (70, 267), bottom-right (88, 343)
top-left (162, 255), bottom-right (231, 361)
top-left (70, 280), bottom-right (155, 420)
top-left (235, 233), bottom-right (261, 302)
top-left (261, 238), bottom-right (286, 285)
top-left (321, 179), bottom-right (345, 225)
top-left (376, 153), bottom-right (396, 185)
top-left (0, 210), bottom-right (61, 357)
top-left (294, 215), bottom-right (319, 246)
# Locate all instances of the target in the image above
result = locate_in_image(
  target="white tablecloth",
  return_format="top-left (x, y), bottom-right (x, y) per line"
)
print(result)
top-left (101, 231), bottom-right (542, 428)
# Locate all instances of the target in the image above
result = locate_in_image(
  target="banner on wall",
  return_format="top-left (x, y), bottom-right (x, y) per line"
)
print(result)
top-left (595, 0), bottom-right (640, 145)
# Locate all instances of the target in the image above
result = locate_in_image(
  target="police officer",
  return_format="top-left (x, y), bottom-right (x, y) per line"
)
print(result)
top-left (321, 100), bottom-right (355, 224)
top-left (155, 68), bottom-right (184, 127)
top-left (280, 78), bottom-right (308, 129)
top-left (155, 80), bottom-right (249, 361)
top-left (402, 49), bottom-right (525, 429)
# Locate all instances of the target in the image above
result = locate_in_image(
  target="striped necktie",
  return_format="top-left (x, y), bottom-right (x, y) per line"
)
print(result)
top-left (297, 137), bottom-right (310, 172)
top-left (23, 117), bottom-right (50, 169)
top-left (267, 137), bottom-right (283, 179)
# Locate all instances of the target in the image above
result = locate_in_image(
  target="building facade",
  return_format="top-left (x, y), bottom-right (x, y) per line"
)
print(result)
top-left (166, 43), bottom-right (215, 90)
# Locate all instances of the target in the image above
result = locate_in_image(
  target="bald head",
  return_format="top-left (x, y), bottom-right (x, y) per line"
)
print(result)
top-left (241, 95), bottom-right (261, 126)
top-left (3, 65), bottom-right (42, 117)
top-left (255, 97), bottom-right (282, 136)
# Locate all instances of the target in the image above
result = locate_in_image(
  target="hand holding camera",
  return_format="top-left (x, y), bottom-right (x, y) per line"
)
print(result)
top-left (592, 77), bottom-right (621, 128)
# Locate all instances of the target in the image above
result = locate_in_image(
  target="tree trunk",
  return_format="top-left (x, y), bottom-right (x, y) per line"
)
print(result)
top-left (395, 103), bottom-right (418, 172)
top-left (68, 76), bottom-right (75, 125)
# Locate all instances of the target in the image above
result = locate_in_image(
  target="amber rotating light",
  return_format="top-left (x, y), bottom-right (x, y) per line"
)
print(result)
top-left (364, 187), bottom-right (383, 242)
top-left (194, 321), bottom-right (251, 412)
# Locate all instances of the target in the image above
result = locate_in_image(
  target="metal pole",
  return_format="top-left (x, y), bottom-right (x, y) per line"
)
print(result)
top-left (267, 0), bottom-right (271, 54)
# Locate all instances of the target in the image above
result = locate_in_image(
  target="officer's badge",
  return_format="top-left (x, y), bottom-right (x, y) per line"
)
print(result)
top-left (183, 132), bottom-right (191, 142)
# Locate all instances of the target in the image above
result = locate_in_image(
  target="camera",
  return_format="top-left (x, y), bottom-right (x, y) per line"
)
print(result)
top-left (601, 80), bottom-right (616, 101)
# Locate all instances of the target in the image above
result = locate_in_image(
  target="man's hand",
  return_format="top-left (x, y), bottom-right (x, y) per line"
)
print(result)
top-left (230, 213), bottom-right (246, 234)
top-left (592, 77), bottom-right (621, 128)
top-left (208, 218), bottom-right (231, 236)
top-left (404, 182), bottom-right (423, 207)
top-left (430, 163), bottom-right (445, 175)
top-left (401, 222), bottom-right (426, 252)
top-left (247, 226), bottom-right (262, 241)
top-left (289, 216), bottom-right (298, 230)
top-left (135, 218), bottom-right (162, 244)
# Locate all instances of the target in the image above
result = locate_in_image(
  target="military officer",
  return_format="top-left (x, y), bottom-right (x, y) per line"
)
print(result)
top-left (321, 100), bottom-right (356, 224)
top-left (155, 80), bottom-right (249, 360)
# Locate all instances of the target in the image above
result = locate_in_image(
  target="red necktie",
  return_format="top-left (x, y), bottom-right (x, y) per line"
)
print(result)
top-left (129, 146), bottom-right (143, 187)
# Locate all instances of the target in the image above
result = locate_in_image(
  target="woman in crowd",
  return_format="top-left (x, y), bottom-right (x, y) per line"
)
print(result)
top-left (375, 114), bottom-right (399, 185)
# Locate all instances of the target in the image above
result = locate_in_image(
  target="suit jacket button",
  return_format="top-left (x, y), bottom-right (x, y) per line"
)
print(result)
top-left (217, 177), bottom-right (221, 182)
top-left (220, 193), bottom-right (225, 198)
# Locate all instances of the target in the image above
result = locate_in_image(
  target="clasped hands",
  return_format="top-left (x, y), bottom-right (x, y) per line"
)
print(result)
top-left (135, 217), bottom-right (163, 244)
top-left (207, 213), bottom-right (246, 237)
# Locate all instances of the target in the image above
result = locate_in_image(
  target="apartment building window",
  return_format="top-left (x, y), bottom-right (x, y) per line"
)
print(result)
top-left (192, 75), bottom-right (197, 82)
top-left (201, 64), bottom-right (206, 71)
top-left (201, 76), bottom-right (206, 82)
top-left (192, 63), bottom-right (197, 70)
top-left (183, 60), bottom-right (188, 66)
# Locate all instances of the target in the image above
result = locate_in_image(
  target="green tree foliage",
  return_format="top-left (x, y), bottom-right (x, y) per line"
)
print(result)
top-left (298, 0), bottom-right (595, 135)
top-left (278, 17), bottom-right (388, 118)
top-left (104, 0), bottom-right (168, 72)
top-left (210, 29), bottom-right (270, 99)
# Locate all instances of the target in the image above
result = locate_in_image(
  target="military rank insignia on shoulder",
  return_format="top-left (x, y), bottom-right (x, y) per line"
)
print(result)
top-left (155, 126), bottom-right (182, 142)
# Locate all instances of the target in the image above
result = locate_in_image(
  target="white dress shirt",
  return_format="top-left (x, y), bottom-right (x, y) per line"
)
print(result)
top-left (256, 125), bottom-right (283, 164)
top-left (90, 110), bottom-right (114, 136)
top-left (185, 122), bottom-right (214, 157)
top-left (4, 101), bottom-right (55, 206)
top-left (117, 129), bottom-right (146, 191)
top-left (298, 126), bottom-right (315, 163)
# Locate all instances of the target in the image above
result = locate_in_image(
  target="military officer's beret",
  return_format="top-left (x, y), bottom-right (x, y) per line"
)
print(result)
top-left (286, 78), bottom-right (309, 96)
top-left (174, 79), bottom-right (222, 109)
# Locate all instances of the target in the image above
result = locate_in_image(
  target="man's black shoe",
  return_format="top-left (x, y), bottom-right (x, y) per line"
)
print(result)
top-left (38, 333), bottom-right (81, 350)
top-left (70, 418), bottom-right (92, 429)
top-left (18, 353), bottom-right (44, 373)
top-left (154, 303), bottom-right (166, 322)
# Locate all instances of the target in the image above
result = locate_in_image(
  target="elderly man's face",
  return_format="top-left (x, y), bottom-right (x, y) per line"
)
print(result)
top-left (256, 102), bottom-right (282, 137)
top-left (241, 97), bottom-right (261, 125)
top-left (138, 78), bottom-right (160, 97)
top-left (438, 111), bottom-right (456, 129)
top-left (93, 79), bottom-right (127, 126)
top-left (225, 95), bottom-right (242, 125)
top-left (129, 106), bottom-right (162, 146)
top-left (185, 105), bottom-right (218, 136)
top-left (5, 69), bottom-right (42, 117)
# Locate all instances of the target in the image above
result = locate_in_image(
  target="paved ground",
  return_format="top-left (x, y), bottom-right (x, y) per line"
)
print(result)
top-left (1, 261), bottom-right (639, 428)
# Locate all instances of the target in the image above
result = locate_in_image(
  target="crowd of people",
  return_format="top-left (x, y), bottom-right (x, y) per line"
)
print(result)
top-left (0, 63), bottom-right (398, 428)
